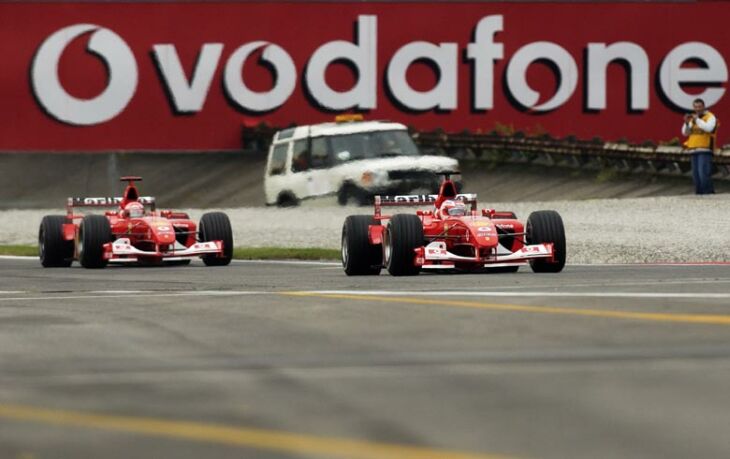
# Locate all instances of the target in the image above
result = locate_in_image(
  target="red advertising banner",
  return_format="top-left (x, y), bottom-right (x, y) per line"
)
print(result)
top-left (0, 1), bottom-right (728, 151)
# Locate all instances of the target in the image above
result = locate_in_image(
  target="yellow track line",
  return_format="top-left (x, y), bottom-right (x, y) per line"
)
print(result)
top-left (283, 293), bottom-right (730, 326)
top-left (0, 404), bottom-right (510, 459)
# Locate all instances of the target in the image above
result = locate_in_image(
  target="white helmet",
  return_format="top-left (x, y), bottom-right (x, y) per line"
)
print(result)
top-left (124, 202), bottom-right (144, 218)
top-left (439, 199), bottom-right (467, 217)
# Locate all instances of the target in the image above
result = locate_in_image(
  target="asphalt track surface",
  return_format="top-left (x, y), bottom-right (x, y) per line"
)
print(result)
top-left (0, 258), bottom-right (729, 459)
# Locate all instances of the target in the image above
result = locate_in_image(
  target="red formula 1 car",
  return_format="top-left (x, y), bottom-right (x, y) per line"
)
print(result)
top-left (341, 172), bottom-right (566, 276)
top-left (39, 176), bottom-right (233, 268)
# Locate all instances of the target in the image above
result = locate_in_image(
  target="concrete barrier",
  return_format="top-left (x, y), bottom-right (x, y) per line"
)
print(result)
top-left (3, 148), bottom-right (728, 210)
top-left (0, 151), bottom-right (266, 210)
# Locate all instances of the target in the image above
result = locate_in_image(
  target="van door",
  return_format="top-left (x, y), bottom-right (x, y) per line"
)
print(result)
top-left (306, 137), bottom-right (337, 197)
top-left (290, 137), bottom-right (336, 199)
top-left (264, 142), bottom-right (292, 205)
top-left (289, 139), bottom-right (315, 199)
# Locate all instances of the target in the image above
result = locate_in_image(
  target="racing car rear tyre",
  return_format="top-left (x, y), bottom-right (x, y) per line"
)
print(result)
top-left (39, 215), bottom-right (73, 267)
top-left (384, 214), bottom-right (423, 276)
top-left (79, 215), bottom-right (112, 269)
top-left (526, 210), bottom-right (566, 273)
top-left (341, 215), bottom-right (382, 275)
top-left (199, 212), bottom-right (233, 266)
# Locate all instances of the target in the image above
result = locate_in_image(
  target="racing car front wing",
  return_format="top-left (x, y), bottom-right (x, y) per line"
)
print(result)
top-left (415, 241), bottom-right (554, 268)
top-left (104, 238), bottom-right (223, 261)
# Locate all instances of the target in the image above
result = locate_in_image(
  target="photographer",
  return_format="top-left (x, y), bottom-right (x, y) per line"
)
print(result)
top-left (682, 98), bottom-right (719, 194)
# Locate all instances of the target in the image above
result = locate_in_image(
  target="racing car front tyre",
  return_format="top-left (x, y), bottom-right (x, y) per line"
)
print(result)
top-left (39, 215), bottom-right (73, 267)
top-left (526, 210), bottom-right (566, 273)
top-left (384, 214), bottom-right (423, 276)
top-left (79, 215), bottom-right (112, 269)
top-left (199, 212), bottom-right (233, 266)
top-left (341, 215), bottom-right (382, 275)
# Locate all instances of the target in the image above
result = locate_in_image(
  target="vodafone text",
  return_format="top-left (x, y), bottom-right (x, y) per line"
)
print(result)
top-left (31, 15), bottom-right (727, 126)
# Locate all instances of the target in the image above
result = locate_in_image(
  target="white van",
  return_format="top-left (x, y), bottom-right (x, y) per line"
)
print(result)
top-left (264, 116), bottom-right (460, 206)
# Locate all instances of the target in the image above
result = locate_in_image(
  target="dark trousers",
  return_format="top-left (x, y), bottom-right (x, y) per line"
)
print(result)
top-left (691, 151), bottom-right (715, 195)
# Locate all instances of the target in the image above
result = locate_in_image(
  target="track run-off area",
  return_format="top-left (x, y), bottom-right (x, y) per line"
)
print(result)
top-left (0, 257), bottom-right (729, 459)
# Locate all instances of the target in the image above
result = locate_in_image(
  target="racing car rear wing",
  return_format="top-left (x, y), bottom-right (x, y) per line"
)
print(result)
top-left (374, 193), bottom-right (478, 216)
top-left (67, 196), bottom-right (156, 210)
top-left (375, 193), bottom-right (477, 207)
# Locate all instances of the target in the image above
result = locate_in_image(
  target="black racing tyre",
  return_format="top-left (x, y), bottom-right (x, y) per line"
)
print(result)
top-left (39, 215), bottom-right (73, 267)
top-left (526, 210), bottom-right (566, 273)
top-left (199, 212), bottom-right (233, 266)
top-left (384, 214), bottom-right (424, 276)
top-left (79, 215), bottom-right (112, 269)
top-left (341, 215), bottom-right (382, 275)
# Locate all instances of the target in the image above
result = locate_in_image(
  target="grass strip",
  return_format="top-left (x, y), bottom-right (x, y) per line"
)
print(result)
top-left (233, 247), bottom-right (339, 260)
top-left (0, 245), bottom-right (339, 261)
top-left (0, 245), bottom-right (37, 257)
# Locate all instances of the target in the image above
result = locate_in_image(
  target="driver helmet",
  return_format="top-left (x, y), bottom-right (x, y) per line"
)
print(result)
top-left (439, 199), bottom-right (467, 217)
top-left (124, 201), bottom-right (144, 218)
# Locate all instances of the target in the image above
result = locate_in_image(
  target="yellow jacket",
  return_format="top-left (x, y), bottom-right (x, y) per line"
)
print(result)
top-left (682, 111), bottom-right (718, 150)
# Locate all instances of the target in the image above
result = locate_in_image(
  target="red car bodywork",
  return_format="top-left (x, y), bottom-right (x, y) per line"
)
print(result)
top-left (370, 178), bottom-right (557, 271)
top-left (63, 178), bottom-right (225, 264)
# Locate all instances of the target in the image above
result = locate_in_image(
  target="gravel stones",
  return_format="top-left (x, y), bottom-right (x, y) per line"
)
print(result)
top-left (4, 194), bottom-right (729, 264)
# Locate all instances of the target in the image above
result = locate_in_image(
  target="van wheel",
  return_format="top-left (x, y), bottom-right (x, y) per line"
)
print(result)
top-left (337, 184), bottom-right (369, 206)
top-left (277, 192), bottom-right (299, 207)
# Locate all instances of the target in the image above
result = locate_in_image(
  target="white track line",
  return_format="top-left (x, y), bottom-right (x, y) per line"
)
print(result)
top-left (0, 291), bottom-right (266, 302)
top-left (231, 259), bottom-right (341, 267)
top-left (1, 255), bottom-right (728, 268)
top-left (301, 290), bottom-right (730, 300)
top-left (0, 256), bottom-right (342, 267)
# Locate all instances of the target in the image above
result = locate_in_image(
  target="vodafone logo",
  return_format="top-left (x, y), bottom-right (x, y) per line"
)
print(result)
top-left (30, 16), bottom-right (728, 126)
top-left (31, 24), bottom-right (138, 125)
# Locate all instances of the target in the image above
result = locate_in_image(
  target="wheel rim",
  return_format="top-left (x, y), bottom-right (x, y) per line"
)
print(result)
top-left (383, 227), bottom-right (392, 267)
top-left (39, 229), bottom-right (45, 260)
top-left (78, 225), bottom-right (84, 258)
top-left (341, 234), bottom-right (349, 267)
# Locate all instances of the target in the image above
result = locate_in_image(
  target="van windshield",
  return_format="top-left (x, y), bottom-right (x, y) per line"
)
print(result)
top-left (327, 130), bottom-right (419, 163)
